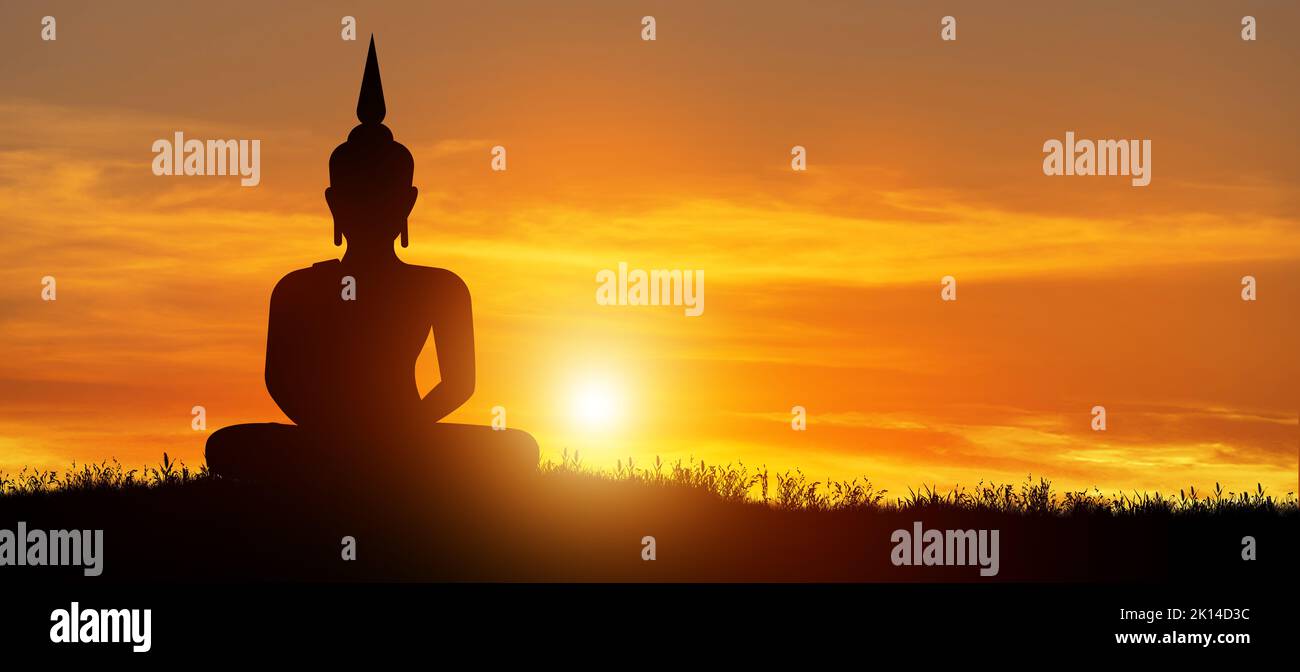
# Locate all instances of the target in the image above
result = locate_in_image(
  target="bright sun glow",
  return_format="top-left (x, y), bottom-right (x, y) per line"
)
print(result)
top-left (570, 378), bottom-right (623, 431)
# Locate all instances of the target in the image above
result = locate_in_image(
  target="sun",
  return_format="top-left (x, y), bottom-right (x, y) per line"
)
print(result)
top-left (569, 377), bottom-right (623, 431)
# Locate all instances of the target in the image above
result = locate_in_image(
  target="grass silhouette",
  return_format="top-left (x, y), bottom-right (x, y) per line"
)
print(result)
top-left (4, 450), bottom-right (1294, 518)
top-left (3, 451), bottom-right (1293, 582)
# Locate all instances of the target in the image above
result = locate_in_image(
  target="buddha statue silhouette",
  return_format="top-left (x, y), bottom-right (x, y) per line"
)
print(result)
top-left (206, 37), bottom-right (539, 485)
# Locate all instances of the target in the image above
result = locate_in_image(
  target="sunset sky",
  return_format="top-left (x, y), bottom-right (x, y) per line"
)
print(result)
top-left (1, 1), bottom-right (1296, 498)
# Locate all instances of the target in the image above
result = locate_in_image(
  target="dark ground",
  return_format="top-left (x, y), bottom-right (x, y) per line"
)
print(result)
top-left (1, 472), bottom-right (1294, 584)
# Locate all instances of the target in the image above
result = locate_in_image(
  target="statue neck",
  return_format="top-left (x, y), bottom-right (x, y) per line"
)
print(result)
top-left (342, 243), bottom-right (400, 267)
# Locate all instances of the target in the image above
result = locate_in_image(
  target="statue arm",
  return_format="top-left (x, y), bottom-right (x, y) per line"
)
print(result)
top-left (264, 274), bottom-right (309, 426)
top-left (420, 272), bottom-right (476, 422)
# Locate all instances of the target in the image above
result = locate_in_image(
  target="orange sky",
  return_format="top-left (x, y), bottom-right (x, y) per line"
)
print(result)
top-left (1, 1), bottom-right (1297, 497)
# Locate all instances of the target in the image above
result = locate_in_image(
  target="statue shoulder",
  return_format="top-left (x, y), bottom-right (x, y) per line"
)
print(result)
top-left (405, 264), bottom-right (470, 296)
top-left (271, 261), bottom-right (340, 299)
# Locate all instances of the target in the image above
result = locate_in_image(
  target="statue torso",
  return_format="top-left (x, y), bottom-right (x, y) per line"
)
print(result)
top-left (269, 259), bottom-right (456, 428)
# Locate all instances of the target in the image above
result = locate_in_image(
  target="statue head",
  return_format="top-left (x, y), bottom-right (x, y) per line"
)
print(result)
top-left (326, 36), bottom-right (418, 249)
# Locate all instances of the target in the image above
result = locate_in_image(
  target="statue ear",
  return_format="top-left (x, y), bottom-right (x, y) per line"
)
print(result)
top-left (399, 186), bottom-right (416, 247)
top-left (325, 188), bottom-right (343, 246)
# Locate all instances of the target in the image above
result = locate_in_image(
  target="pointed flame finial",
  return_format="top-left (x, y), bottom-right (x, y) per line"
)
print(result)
top-left (356, 35), bottom-right (386, 125)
